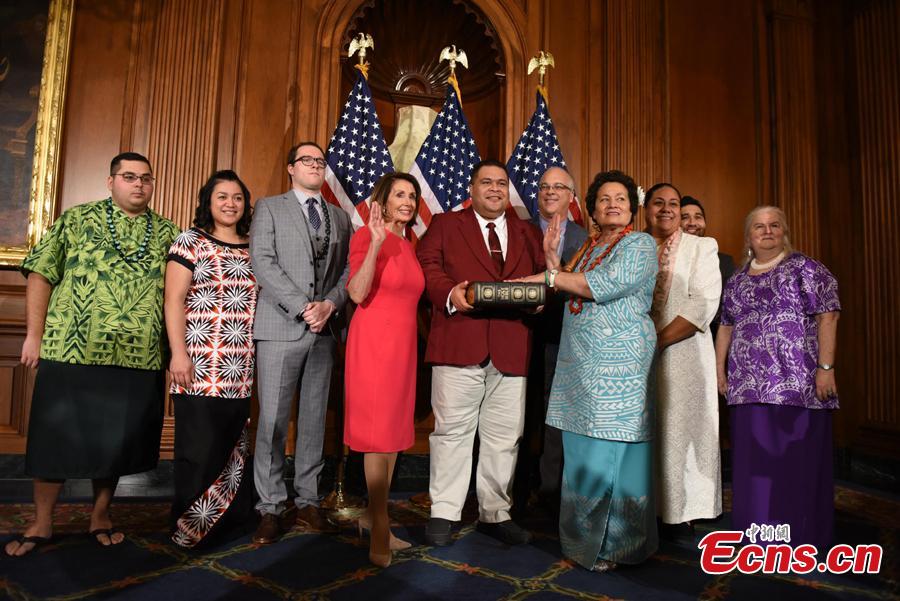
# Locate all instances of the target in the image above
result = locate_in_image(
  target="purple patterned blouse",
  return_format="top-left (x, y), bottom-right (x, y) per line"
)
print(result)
top-left (721, 253), bottom-right (841, 410)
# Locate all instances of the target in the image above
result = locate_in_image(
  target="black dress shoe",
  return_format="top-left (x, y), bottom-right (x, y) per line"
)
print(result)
top-left (425, 517), bottom-right (453, 546)
top-left (476, 520), bottom-right (532, 545)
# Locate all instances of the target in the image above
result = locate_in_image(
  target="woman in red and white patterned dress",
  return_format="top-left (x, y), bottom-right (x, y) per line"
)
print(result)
top-left (164, 170), bottom-right (257, 548)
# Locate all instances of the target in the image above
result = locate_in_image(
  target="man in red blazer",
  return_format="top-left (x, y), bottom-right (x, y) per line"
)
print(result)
top-left (417, 160), bottom-right (545, 546)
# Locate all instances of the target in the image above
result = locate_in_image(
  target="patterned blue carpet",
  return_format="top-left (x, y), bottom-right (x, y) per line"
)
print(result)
top-left (0, 485), bottom-right (896, 600)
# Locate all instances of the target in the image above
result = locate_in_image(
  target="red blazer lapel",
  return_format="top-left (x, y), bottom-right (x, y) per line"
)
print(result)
top-left (459, 208), bottom-right (499, 277)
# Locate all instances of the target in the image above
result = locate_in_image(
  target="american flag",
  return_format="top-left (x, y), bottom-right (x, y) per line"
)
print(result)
top-left (321, 71), bottom-right (393, 228)
top-left (408, 83), bottom-right (481, 238)
top-left (506, 90), bottom-right (582, 224)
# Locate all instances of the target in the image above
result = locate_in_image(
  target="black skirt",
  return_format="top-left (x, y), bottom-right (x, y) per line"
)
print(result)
top-left (171, 394), bottom-right (254, 547)
top-left (25, 359), bottom-right (164, 479)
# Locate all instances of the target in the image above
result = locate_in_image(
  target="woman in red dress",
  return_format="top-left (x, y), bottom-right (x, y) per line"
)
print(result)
top-left (345, 173), bottom-right (425, 567)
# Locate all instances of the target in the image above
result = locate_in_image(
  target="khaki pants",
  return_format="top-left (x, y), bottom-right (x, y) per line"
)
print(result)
top-left (428, 361), bottom-right (527, 523)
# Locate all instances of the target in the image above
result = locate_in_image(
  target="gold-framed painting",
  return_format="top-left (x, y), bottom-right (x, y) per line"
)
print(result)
top-left (0, 0), bottom-right (73, 266)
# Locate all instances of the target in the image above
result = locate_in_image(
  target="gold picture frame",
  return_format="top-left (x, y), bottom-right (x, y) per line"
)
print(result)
top-left (0, 0), bottom-right (73, 266)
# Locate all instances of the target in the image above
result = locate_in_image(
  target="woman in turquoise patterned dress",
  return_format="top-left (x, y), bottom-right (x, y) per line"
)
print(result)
top-left (520, 169), bottom-right (658, 571)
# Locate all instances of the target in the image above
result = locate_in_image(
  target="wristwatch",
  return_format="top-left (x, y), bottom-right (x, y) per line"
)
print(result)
top-left (817, 363), bottom-right (834, 370)
top-left (548, 268), bottom-right (559, 289)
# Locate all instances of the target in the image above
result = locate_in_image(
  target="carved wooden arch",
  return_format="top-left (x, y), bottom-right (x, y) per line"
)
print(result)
top-left (309, 0), bottom-right (528, 159)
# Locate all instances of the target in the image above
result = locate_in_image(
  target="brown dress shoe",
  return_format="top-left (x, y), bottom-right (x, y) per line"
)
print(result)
top-left (252, 513), bottom-right (284, 544)
top-left (295, 505), bottom-right (338, 532)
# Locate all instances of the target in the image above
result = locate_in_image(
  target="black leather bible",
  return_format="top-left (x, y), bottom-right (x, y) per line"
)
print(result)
top-left (465, 281), bottom-right (546, 308)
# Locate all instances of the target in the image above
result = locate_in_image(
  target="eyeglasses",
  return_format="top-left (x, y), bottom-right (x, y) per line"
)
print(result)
top-left (290, 155), bottom-right (327, 169)
top-left (538, 183), bottom-right (572, 193)
top-left (114, 172), bottom-right (155, 185)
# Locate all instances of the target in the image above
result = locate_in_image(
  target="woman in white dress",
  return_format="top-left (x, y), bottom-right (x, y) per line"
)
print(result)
top-left (644, 182), bottom-right (722, 538)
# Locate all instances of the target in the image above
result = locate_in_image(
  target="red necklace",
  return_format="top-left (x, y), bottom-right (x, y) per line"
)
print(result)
top-left (568, 225), bottom-right (633, 315)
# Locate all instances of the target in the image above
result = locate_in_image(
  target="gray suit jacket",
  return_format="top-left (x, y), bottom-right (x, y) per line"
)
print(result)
top-left (250, 191), bottom-right (352, 341)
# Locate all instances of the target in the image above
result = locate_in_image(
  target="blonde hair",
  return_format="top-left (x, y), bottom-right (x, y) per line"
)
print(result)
top-left (742, 205), bottom-right (794, 265)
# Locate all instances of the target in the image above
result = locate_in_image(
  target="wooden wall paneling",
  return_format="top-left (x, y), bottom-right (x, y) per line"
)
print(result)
top-left (754, 0), bottom-right (773, 209)
top-left (0, 272), bottom-right (30, 453)
top-left (853, 0), bottom-right (900, 455)
top-left (465, 93), bottom-right (503, 163)
top-left (601, 0), bottom-right (668, 190)
top-left (666, 0), bottom-right (761, 258)
top-left (472, 0), bottom-right (528, 158)
top-left (766, 0), bottom-right (820, 259)
top-left (147, 0), bottom-right (226, 228)
top-left (233, 0), bottom-right (303, 200)
top-left (544, 0), bottom-right (590, 199)
top-left (585, 0), bottom-right (605, 204)
top-left (214, 0), bottom-right (248, 170)
top-left (120, 0), bottom-right (157, 163)
top-left (520, 0), bottom-right (548, 173)
top-left (310, 0), bottom-right (358, 154)
top-left (58, 3), bottom-right (136, 211)
top-left (119, 0), bottom-right (229, 227)
top-left (812, 0), bottom-right (865, 447)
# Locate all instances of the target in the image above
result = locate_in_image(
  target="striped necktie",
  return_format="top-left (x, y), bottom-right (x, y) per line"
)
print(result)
top-left (306, 198), bottom-right (321, 230)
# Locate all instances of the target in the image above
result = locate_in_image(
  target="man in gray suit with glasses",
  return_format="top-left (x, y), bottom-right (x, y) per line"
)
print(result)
top-left (250, 141), bottom-right (352, 544)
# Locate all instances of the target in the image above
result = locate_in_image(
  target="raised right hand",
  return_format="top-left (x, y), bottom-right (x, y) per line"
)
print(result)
top-left (450, 280), bottom-right (474, 313)
top-left (543, 214), bottom-right (562, 270)
top-left (169, 352), bottom-right (195, 389)
top-left (20, 335), bottom-right (41, 369)
top-left (368, 202), bottom-right (387, 248)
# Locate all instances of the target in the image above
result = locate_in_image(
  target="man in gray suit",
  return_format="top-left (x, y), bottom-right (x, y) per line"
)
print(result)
top-left (249, 141), bottom-right (351, 543)
top-left (527, 166), bottom-right (587, 512)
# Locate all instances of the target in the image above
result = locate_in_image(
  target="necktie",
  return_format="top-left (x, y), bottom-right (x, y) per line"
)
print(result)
top-left (306, 198), bottom-right (321, 230)
top-left (486, 222), bottom-right (504, 273)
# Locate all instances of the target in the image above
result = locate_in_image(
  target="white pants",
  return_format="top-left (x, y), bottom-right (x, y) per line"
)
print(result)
top-left (429, 361), bottom-right (527, 523)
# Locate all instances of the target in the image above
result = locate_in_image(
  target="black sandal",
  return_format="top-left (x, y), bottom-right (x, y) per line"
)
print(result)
top-left (5, 534), bottom-right (52, 557)
top-left (89, 528), bottom-right (125, 547)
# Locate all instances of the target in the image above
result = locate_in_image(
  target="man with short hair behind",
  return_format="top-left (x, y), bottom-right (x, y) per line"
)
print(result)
top-left (528, 167), bottom-right (587, 509)
top-left (417, 160), bottom-right (545, 547)
top-left (6, 152), bottom-right (179, 556)
top-left (680, 196), bottom-right (735, 340)
top-left (249, 141), bottom-right (351, 544)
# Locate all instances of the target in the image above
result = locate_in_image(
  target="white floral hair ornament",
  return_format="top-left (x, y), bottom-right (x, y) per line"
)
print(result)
top-left (637, 186), bottom-right (646, 207)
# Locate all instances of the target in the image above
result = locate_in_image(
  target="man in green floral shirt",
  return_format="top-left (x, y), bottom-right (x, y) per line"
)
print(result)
top-left (5, 152), bottom-right (179, 557)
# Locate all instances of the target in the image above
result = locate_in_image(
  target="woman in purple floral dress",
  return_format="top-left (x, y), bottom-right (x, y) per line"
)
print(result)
top-left (715, 206), bottom-right (840, 549)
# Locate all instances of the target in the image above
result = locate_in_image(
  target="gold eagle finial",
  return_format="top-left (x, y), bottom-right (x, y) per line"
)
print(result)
top-left (439, 45), bottom-right (469, 79)
top-left (527, 51), bottom-right (555, 88)
top-left (348, 33), bottom-right (374, 78)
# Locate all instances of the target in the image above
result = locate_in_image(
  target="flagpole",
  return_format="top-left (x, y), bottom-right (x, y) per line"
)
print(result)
top-left (320, 32), bottom-right (377, 522)
top-left (409, 44), bottom-right (476, 512)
